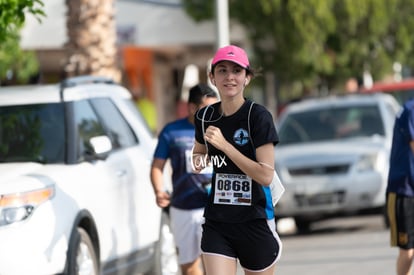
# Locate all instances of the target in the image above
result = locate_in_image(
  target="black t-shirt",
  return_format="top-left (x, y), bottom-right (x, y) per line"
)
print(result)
top-left (194, 99), bottom-right (279, 222)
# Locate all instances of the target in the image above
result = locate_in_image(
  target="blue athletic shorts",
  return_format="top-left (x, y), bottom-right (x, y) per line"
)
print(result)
top-left (201, 218), bottom-right (282, 271)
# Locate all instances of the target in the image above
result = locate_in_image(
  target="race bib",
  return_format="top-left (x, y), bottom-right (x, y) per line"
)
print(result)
top-left (213, 173), bottom-right (252, 206)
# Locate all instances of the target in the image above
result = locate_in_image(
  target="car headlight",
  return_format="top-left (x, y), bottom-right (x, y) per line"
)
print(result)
top-left (355, 154), bottom-right (378, 172)
top-left (0, 186), bottom-right (54, 226)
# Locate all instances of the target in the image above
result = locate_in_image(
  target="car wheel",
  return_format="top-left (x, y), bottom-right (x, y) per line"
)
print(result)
top-left (145, 209), bottom-right (178, 275)
top-left (294, 217), bottom-right (312, 233)
top-left (66, 227), bottom-right (99, 275)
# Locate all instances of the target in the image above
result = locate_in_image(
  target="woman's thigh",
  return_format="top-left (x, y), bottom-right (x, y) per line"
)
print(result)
top-left (202, 253), bottom-right (237, 275)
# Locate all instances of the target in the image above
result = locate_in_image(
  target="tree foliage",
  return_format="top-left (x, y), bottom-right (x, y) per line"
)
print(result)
top-left (0, 30), bottom-right (39, 83)
top-left (183, 0), bottom-right (414, 92)
top-left (0, 0), bottom-right (45, 42)
top-left (0, 0), bottom-right (45, 84)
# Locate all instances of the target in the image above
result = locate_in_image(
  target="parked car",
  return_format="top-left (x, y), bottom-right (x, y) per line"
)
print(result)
top-left (274, 93), bottom-right (401, 232)
top-left (360, 78), bottom-right (414, 104)
top-left (0, 76), bottom-right (177, 275)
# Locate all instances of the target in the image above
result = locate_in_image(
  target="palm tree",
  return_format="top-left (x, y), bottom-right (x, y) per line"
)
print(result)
top-left (64, 0), bottom-right (121, 82)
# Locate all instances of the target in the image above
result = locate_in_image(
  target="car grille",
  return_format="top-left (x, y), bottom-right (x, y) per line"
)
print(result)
top-left (295, 191), bottom-right (346, 206)
top-left (288, 164), bottom-right (349, 176)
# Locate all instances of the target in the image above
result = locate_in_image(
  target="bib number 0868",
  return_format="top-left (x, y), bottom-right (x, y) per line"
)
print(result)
top-left (216, 179), bottom-right (250, 192)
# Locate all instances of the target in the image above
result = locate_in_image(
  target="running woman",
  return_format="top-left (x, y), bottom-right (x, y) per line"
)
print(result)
top-left (192, 45), bottom-right (282, 275)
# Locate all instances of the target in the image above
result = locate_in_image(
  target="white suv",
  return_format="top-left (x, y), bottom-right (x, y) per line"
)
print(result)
top-left (0, 76), bottom-right (176, 275)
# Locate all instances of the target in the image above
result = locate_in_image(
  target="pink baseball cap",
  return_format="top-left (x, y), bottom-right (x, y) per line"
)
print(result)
top-left (211, 45), bottom-right (250, 70)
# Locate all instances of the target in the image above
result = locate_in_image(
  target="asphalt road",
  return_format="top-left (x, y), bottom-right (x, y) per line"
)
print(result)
top-left (268, 215), bottom-right (397, 275)
top-left (170, 214), bottom-right (396, 275)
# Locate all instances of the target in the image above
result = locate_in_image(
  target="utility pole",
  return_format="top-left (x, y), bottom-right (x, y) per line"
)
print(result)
top-left (215, 0), bottom-right (229, 49)
top-left (208, 0), bottom-right (230, 92)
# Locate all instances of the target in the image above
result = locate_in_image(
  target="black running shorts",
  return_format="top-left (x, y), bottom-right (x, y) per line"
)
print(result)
top-left (201, 218), bottom-right (282, 271)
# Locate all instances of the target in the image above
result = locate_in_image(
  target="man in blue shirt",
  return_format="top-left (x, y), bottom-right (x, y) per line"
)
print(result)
top-left (387, 98), bottom-right (414, 275)
top-left (150, 84), bottom-right (217, 275)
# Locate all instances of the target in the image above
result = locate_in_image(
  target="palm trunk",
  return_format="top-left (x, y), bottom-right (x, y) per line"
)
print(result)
top-left (64, 0), bottom-right (121, 82)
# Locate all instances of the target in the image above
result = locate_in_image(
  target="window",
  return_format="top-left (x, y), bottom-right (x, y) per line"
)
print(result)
top-left (279, 105), bottom-right (384, 145)
top-left (90, 98), bottom-right (138, 149)
top-left (0, 103), bottom-right (65, 163)
top-left (72, 100), bottom-right (106, 161)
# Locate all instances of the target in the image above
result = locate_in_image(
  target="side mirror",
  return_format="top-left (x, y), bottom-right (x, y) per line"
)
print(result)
top-left (90, 136), bottom-right (112, 154)
top-left (85, 135), bottom-right (112, 160)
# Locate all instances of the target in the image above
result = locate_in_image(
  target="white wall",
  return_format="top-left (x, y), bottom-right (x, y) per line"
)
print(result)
top-left (20, 0), bottom-right (67, 49)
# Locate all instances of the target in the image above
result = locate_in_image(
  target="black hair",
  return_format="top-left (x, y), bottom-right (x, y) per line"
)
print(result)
top-left (188, 83), bottom-right (217, 105)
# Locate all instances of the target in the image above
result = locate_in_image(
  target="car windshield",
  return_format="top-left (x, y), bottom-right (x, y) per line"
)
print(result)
top-left (279, 105), bottom-right (385, 146)
top-left (0, 103), bottom-right (65, 163)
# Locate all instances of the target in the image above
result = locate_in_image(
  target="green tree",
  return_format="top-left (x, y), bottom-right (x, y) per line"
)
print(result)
top-left (183, 0), bottom-right (414, 94)
top-left (0, 0), bottom-right (45, 42)
top-left (0, 29), bottom-right (39, 84)
top-left (0, 0), bottom-right (45, 84)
